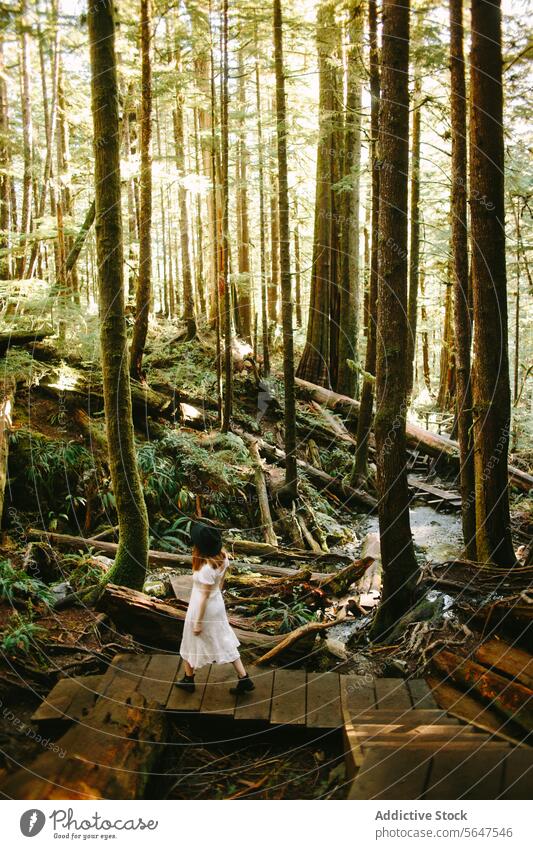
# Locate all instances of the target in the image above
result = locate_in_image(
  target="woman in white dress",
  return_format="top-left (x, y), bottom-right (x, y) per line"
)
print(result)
top-left (176, 522), bottom-right (255, 695)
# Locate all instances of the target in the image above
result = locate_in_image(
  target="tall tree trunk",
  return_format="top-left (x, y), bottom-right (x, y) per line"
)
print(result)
top-left (296, 2), bottom-right (337, 387)
top-left (469, 0), bottom-right (515, 566)
top-left (0, 36), bottom-right (11, 280)
top-left (273, 0), bottom-right (297, 498)
top-left (130, 0), bottom-right (153, 380)
top-left (268, 133), bottom-right (280, 325)
top-left (352, 0), bottom-right (380, 485)
top-left (236, 49), bottom-right (252, 341)
top-left (420, 267), bottom-right (431, 392)
top-left (437, 274), bottom-right (456, 410)
top-left (221, 0), bottom-right (232, 432)
top-left (450, 0), bottom-right (476, 559)
top-left (173, 50), bottom-right (196, 339)
top-left (88, 0), bottom-right (149, 589)
top-left (293, 197), bottom-right (302, 328)
top-left (371, 0), bottom-right (418, 640)
top-left (337, 1), bottom-right (363, 399)
top-left (18, 0), bottom-right (33, 278)
top-left (255, 41), bottom-right (270, 377)
top-left (406, 75), bottom-right (421, 399)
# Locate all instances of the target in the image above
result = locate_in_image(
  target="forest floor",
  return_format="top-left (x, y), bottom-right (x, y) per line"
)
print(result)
top-left (0, 322), bottom-right (531, 797)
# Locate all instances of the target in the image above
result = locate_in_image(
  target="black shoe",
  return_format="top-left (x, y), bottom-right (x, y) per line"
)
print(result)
top-left (229, 675), bottom-right (255, 695)
top-left (175, 675), bottom-right (195, 693)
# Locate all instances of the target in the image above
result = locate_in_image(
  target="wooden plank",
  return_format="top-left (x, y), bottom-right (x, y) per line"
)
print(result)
top-left (341, 675), bottom-right (376, 713)
top-left (166, 664), bottom-right (210, 712)
top-left (408, 679), bottom-right (438, 709)
top-left (375, 678), bottom-right (412, 710)
top-left (98, 654), bottom-right (151, 704)
top-left (350, 710), bottom-right (459, 725)
top-left (306, 673), bottom-right (342, 729)
top-left (200, 664), bottom-right (238, 716)
top-left (424, 748), bottom-right (507, 799)
top-left (234, 668), bottom-right (274, 722)
top-left (64, 675), bottom-right (105, 721)
top-left (500, 750), bottom-right (533, 799)
top-left (138, 654), bottom-right (181, 705)
top-left (349, 748), bottom-right (432, 800)
top-left (32, 678), bottom-right (82, 721)
top-left (270, 669), bottom-right (307, 726)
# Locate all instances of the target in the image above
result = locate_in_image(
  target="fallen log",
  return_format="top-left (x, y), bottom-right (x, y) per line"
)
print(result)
top-left (244, 438), bottom-right (278, 547)
top-left (318, 557), bottom-right (373, 597)
top-left (432, 649), bottom-right (533, 734)
top-left (255, 617), bottom-right (343, 666)
top-left (0, 329), bottom-right (53, 357)
top-left (97, 584), bottom-right (315, 660)
top-left (36, 373), bottom-right (174, 421)
top-left (28, 529), bottom-right (333, 580)
top-left (426, 674), bottom-right (526, 745)
top-left (1, 690), bottom-right (166, 800)
top-left (473, 638), bottom-right (533, 690)
top-left (234, 427), bottom-right (377, 513)
top-left (0, 378), bottom-right (15, 527)
top-left (295, 376), bottom-right (532, 492)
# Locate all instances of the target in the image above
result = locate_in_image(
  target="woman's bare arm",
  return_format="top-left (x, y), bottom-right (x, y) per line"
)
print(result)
top-left (194, 585), bottom-right (212, 634)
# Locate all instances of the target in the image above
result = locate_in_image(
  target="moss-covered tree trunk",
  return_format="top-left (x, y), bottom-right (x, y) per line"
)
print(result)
top-left (236, 48), bottom-right (252, 342)
top-left (352, 0), bottom-right (380, 485)
top-left (450, 0), bottom-right (476, 560)
top-left (129, 0), bottom-right (153, 379)
top-left (406, 75), bottom-right (421, 400)
top-left (371, 0), bottom-right (419, 640)
top-left (273, 0), bottom-right (298, 497)
top-left (88, 0), bottom-right (149, 590)
top-left (337, 0), bottom-right (363, 399)
top-left (469, 0), bottom-right (515, 566)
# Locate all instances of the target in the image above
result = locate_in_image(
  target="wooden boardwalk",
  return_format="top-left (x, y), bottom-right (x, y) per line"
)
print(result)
top-left (6, 652), bottom-right (530, 800)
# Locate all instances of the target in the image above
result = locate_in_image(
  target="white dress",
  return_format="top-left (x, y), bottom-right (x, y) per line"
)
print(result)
top-left (179, 559), bottom-right (240, 669)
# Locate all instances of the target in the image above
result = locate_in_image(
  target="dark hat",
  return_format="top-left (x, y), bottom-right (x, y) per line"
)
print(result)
top-left (190, 521), bottom-right (223, 557)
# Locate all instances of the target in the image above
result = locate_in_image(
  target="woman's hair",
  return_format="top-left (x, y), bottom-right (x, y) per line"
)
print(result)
top-left (192, 545), bottom-right (227, 571)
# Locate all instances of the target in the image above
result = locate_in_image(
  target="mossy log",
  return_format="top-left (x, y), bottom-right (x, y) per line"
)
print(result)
top-left (28, 529), bottom-right (334, 580)
top-left (295, 377), bottom-right (533, 492)
top-left (97, 583), bottom-right (314, 659)
top-left (36, 374), bottom-right (173, 421)
top-left (0, 329), bottom-right (53, 357)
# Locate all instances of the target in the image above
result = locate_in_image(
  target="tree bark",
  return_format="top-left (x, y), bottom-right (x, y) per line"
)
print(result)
top-left (173, 46), bottom-right (196, 339)
top-left (337, 1), bottom-right (363, 398)
top-left (469, 0), bottom-right (515, 566)
top-left (129, 0), bottom-right (153, 380)
top-left (273, 0), bottom-right (298, 497)
top-left (352, 0), bottom-right (380, 484)
top-left (236, 49), bottom-right (252, 341)
top-left (296, 1), bottom-right (337, 387)
top-left (254, 42), bottom-right (270, 376)
top-left (88, 0), bottom-right (149, 590)
top-left (406, 75), bottom-right (421, 399)
top-left (371, 0), bottom-right (419, 640)
top-left (450, 0), bottom-right (476, 560)
top-left (18, 0), bottom-right (33, 278)
top-left (221, 0), bottom-right (232, 432)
